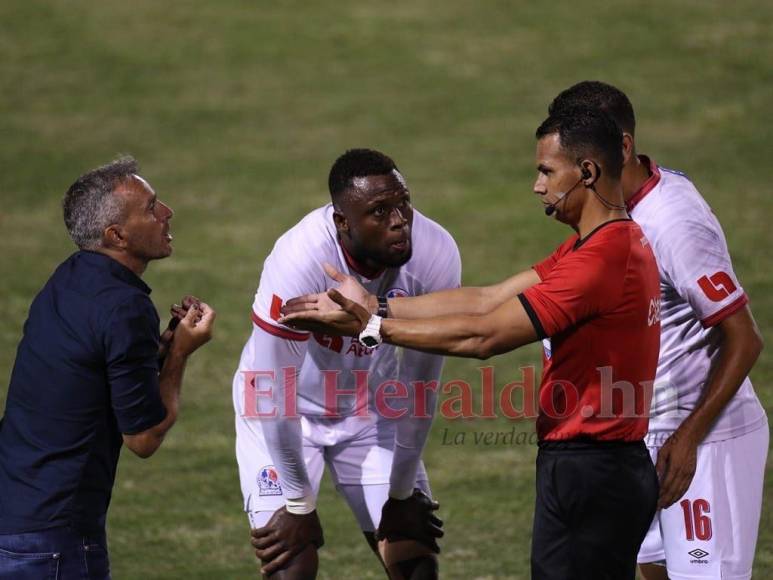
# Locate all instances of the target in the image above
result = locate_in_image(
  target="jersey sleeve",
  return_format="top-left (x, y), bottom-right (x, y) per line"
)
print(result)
top-left (422, 227), bottom-right (463, 293)
top-left (104, 294), bottom-right (167, 435)
top-left (252, 232), bottom-right (327, 340)
top-left (390, 341), bottom-right (445, 497)
top-left (240, 231), bottom-right (327, 500)
top-left (237, 326), bottom-right (312, 500)
top-left (532, 236), bottom-right (577, 280)
top-left (388, 225), bottom-right (460, 496)
top-left (520, 242), bottom-right (625, 338)
top-left (658, 215), bottom-right (747, 327)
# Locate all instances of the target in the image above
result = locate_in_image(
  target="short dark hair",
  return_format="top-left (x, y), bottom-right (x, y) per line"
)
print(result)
top-left (63, 156), bottom-right (138, 249)
top-left (536, 106), bottom-right (624, 180)
top-left (548, 81), bottom-right (636, 136)
top-left (328, 149), bottom-right (399, 200)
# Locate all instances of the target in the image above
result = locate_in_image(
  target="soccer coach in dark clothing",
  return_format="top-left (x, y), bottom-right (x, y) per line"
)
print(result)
top-left (0, 157), bottom-right (215, 579)
top-left (280, 107), bottom-right (661, 579)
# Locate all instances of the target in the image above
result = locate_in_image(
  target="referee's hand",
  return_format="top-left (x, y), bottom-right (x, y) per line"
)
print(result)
top-left (280, 289), bottom-right (370, 337)
top-left (656, 429), bottom-right (699, 509)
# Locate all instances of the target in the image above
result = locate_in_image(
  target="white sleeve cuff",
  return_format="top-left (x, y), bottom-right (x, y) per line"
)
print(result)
top-left (285, 495), bottom-right (316, 515)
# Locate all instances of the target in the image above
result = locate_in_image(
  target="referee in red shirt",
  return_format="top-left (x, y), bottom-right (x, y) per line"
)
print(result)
top-left (281, 106), bottom-right (661, 579)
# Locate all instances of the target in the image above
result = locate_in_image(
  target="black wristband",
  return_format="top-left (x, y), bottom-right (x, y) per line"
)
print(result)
top-left (377, 295), bottom-right (389, 318)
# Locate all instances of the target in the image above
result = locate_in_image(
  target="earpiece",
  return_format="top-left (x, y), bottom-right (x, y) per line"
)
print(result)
top-left (581, 166), bottom-right (592, 181)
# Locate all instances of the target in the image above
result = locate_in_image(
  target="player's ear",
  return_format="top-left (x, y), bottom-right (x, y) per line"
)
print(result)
top-left (621, 133), bottom-right (635, 165)
top-left (332, 208), bottom-right (349, 235)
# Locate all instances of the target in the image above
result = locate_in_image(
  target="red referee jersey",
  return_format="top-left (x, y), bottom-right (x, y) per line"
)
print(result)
top-left (520, 219), bottom-right (661, 442)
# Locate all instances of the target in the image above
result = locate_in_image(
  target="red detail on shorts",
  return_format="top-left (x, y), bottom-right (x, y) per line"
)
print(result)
top-left (697, 272), bottom-right (738, 302)
top-left (251, 310), bottom-right (309, 341)
top-left (270, 294), bottom-right (283, 321)
top-left (701, 294), bottom-right (748, 328)
top-left (681, 498), bottom-right (713, 541)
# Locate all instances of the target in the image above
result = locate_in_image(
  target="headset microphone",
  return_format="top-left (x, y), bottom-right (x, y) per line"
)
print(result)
top-left (544, 195), bottom-right (562, 216)
top-left (544, 176), bottom-right (584, 217)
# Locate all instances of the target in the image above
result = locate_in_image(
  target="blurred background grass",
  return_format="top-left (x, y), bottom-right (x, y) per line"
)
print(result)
top-left (1, 1), bottom-right (771, 578)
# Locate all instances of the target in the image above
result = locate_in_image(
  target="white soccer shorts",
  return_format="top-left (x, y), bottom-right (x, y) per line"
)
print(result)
top-left (638, 423), bottom-right (769, 580)
top-left (237, 413), bottom-right (429, 531)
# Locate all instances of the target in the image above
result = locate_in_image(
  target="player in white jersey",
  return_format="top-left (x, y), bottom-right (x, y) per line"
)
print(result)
top-left (233, 149), bottom-right (461, 578)
top-left (548, 82), bottom-right (767, 580)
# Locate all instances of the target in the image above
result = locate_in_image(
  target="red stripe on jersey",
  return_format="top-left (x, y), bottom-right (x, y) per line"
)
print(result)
top-left (626, 156), bottom-right (661, 212)
top-left (701, 293), bottom-right (748, 328)
top-left (270, 294), bottom-right (283, 321)
top-left (251, 310), bottom-right (310, 341)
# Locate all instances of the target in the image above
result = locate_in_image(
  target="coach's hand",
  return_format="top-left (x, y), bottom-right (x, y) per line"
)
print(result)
top-left (376, 489), bottom-right (444, 553)
top-left (251, 507), bottom-right (324, 575)
top-left (282, 263), bottom-right (376, 316)
top-left (169, 295), bottom-right (203, 330)
top-left (656, 427), bottom-right (700, 508)
top-left (159, 295), bottom-right (204, 360)
top-left (170, 301), bottom-right (216, 357)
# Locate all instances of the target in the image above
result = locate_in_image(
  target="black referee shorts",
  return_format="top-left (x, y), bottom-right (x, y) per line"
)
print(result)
top-left (531, 439), bottom-right (658, 580)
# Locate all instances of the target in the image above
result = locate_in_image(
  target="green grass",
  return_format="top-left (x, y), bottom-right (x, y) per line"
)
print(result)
top-left (1, 1), bottom-right (772, 577)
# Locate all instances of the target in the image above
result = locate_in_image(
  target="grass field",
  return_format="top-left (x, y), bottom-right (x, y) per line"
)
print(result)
top-left (1, 1), bottom-right (772, 578)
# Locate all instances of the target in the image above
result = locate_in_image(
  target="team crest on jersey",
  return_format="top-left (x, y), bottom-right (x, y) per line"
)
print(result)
top-left (257, 465), bottom-right (282, 496)
top-left (386, 287), bottom-right (408, 299)
top-left (542, 338), bottom-right (552, 360)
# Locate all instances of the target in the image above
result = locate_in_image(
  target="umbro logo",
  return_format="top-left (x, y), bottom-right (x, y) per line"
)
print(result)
top-left (688, 548), bottom-right (709, 560)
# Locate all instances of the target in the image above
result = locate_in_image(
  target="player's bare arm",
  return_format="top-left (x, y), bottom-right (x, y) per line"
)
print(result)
top-left (281, 263), bottom-right (540, 320)
top-left (656, 305), bottom-right (764, 508)
top-left (388, 268), bottom-right (540, 319)
top-left (281, 287), bottom-right (538, 359)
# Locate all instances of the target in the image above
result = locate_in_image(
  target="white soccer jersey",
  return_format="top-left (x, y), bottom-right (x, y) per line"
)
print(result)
top-left (628, 157), bottom-right (766, 443)
top-left (233, 203), bottom-right (461, 500)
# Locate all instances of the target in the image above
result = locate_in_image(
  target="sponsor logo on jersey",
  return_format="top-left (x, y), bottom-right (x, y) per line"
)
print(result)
top-left (313, 332), bottom-right (344, 353)
top-left (688, 548), bottom-right (709, 563)
top-left (313, 333), bottom-right (375, 357)
top-left (542, 338), bottom-right (552, 360)
top-left (386, 287), bottom-right (408, 299)
top-left (257, 465), bottom-right (283, 496)
top-left (697, 272), bottom-right (737, 302)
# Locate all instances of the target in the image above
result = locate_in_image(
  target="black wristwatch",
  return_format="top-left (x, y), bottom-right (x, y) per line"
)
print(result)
top-left (377, 295), bottom-right (389, 318)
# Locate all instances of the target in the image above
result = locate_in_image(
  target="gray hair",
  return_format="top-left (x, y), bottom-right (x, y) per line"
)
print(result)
top-left (62, 156), bottom-right (138, 250)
